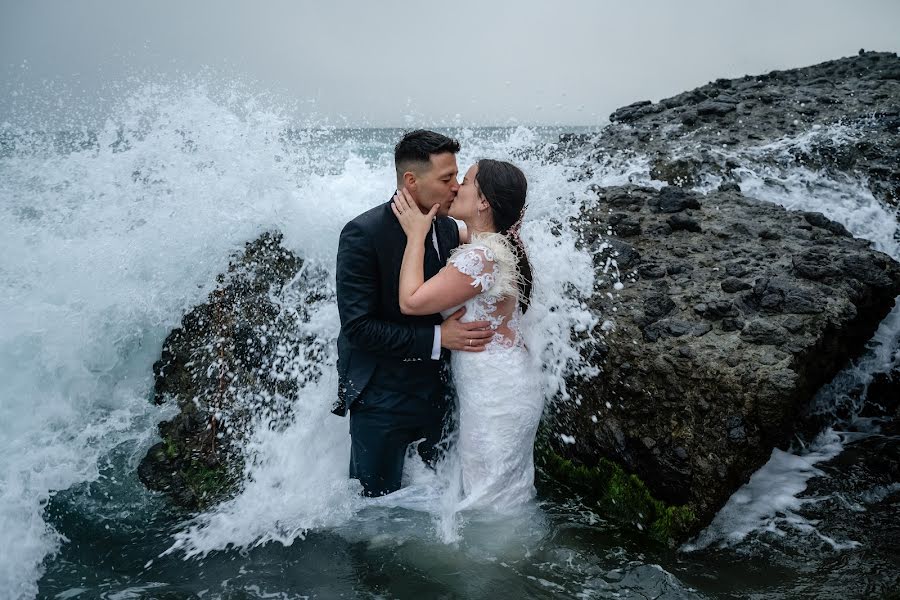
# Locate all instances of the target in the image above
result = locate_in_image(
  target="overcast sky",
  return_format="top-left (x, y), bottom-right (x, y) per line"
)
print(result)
top-left (2, 0), bottom-right (899, 127)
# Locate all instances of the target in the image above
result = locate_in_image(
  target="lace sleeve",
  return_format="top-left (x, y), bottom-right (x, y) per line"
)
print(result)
top-left (448, 246), bottom-right (497, 292)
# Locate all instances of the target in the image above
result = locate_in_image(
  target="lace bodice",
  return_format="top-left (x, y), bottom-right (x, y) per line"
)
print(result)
top-left (444, 233), bottom-right (524, 351)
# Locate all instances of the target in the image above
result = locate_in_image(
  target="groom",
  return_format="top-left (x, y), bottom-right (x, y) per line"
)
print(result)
top-left (334, 129), bottom-right (492, 497)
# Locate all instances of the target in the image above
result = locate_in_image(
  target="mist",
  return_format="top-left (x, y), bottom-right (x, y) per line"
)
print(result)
top-left (2, 0), bottom-right (899, 126)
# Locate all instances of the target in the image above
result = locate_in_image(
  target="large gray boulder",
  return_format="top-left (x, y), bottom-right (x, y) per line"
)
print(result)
top-left (547, 184), bottom-right (900, 532)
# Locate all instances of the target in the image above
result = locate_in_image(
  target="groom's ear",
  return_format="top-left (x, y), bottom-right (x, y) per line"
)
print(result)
top-left (402, 171), bottom-right (417, 191)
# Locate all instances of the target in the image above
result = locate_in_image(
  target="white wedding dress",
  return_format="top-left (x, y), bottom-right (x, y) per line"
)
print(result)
top-left (441, 232), bottom-right (545, 513)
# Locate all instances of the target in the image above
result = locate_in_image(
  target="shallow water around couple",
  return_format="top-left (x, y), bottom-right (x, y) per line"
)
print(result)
top-left (42, 435), bottom-right (899, 599)
top-left (36, 442), bottom-right (692, 599)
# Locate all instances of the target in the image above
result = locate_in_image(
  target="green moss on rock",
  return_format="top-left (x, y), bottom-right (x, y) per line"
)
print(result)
top-left (536, 442), bottom-right (696, 542)
top-left (181, 453), bottom-right (241, 506)
top-left (139, 423), bottom-right (243, 510)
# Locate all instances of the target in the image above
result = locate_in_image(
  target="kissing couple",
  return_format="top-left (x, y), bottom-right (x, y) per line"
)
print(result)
top-left (333, 129), bottom-right (544, 513)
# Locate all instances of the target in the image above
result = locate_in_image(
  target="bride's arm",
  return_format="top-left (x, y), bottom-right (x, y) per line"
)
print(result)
top-left (399, 262), bottom-right (485, 316)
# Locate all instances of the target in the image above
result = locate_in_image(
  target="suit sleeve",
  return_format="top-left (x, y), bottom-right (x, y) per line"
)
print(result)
top-left (336, 220), bottom-right (435, 359)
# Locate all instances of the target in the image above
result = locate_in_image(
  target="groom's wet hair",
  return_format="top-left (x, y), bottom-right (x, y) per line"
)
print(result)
top-left (394, 129), bottom-right (460, 179)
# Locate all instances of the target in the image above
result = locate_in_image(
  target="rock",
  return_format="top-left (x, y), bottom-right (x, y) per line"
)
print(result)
top-left (556, 184), bottom-right (900, 538)
top-left (668, 213), bottom-right (702, 233)
top-left (571, 52), bottom-right (900, 207)
top-left (638, 264), bottom-right (667, 279)
top-left (726, 415), bottom-right (747, 443)
top-left (667, 262), bottom-right (693, 276)
top-left (610, 100), bottom-right (654, 123)
top-left (725, 262), bottom-right (750, 277)
top-left (651, 188), bottom-right (702, 214)
top-left (842, 254), bottom-right (896, 289)
top-left (721, 318), bottom-right (745, 332)
top-left (696, 100), bottom-right (737, 116)
top-left (793, 247), bottom-right (842, 280)
top-left (804, 211), bottom-right (852, 237)
top-left (651, 158), bottom-right (700, 187)
top-left (138, 232), bottom-right (327, 508)
top-left (680, 111), bottom-right (698, 126)
top-left (642, 293), bottom-right (676, 323)
top-left (748, 276), bottom-right (825, 314)
top-left (643, 318), bottom-right (711, 342)
top-left (721, 277), bottom-right (752, 293)
top-left (741, 319), bottom-right (789, 345)
top-left (694, 300), bottom-right (736, 319)
top-left (602, 239), bottom-right (641, 270)
top-left (609, 213), bottom-right (642, 237)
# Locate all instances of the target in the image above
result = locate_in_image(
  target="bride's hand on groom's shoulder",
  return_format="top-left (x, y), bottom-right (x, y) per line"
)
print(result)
top-left (440, 307), bottom-right (493, 352)
top-left (391, 188), bottom-right (437, 239)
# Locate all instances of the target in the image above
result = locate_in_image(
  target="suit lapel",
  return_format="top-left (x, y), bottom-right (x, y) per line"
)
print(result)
top-left (435, 217), bottom-right (458, 265)
top-left (424, 223), bottom-right (441, 278)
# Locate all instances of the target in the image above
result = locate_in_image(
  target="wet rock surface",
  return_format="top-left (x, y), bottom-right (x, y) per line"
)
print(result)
top-left (565, 51), bottom-right (900, 207)
top-left (537, 51), bottom-right (900, 538)
top-left (138, 232), bottom-right (328, 508)
top-left (548, 184), bottom-right (900, 532)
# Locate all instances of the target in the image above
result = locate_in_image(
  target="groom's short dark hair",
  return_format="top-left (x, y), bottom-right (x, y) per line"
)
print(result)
top-left (394, 129), bottom-right (460, 177)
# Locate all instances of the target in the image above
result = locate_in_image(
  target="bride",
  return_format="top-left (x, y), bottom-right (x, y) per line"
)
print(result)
top-left (391, 159), bottom-right (544, 512)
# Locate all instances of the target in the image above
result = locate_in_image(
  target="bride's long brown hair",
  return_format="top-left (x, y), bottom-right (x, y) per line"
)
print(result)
top-left (474, 159), bottom-right (533, 311)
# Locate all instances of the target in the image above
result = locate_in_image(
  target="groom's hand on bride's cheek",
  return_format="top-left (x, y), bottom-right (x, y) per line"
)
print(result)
top-left (440, 308), bottom-right (493, 352)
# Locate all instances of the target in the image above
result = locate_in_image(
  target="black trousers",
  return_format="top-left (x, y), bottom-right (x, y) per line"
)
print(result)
top-left (348, 383), bottom-right (450, 497)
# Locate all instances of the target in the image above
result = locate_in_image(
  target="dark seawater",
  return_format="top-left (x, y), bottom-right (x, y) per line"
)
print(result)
top-left (32, 435), bottom-right (900, 599)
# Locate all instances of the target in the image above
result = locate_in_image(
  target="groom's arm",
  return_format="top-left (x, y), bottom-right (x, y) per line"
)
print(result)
top-left (337, 220), bottom-right (435, 359)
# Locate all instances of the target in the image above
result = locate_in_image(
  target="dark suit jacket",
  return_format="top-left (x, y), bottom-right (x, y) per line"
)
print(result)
top-left (333, 198), bottom-right (461, 416)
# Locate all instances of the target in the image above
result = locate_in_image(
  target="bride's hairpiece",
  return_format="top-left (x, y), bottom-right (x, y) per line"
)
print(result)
top-left (506, 206), bottom-right (527, 251)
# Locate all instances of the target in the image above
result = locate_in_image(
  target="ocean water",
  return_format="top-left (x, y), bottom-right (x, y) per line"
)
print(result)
top-left (1, 80), bottom-right (898, 599)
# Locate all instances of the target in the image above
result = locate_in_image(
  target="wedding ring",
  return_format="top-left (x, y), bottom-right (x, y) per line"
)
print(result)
top-left (467, 338), bottom-right (472, 346)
